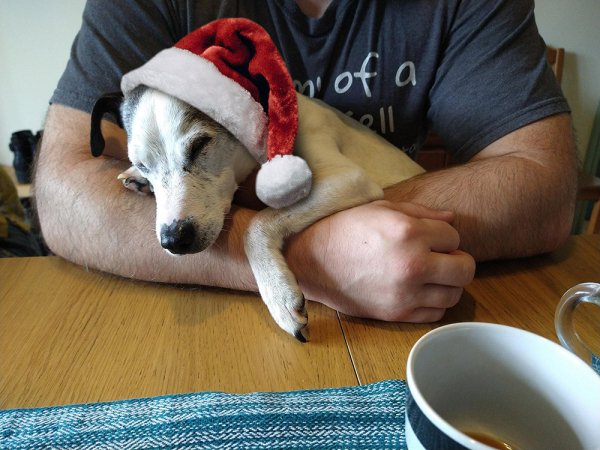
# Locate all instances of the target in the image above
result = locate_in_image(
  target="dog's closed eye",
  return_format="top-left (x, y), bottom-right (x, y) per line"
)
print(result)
top-left (189, 136), bottom-right (212, 161)
top-left (184, 136), bottom-right (212, 172)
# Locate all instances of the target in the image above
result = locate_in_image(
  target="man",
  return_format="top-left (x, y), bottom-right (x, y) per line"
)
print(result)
top-left (35, 0), bottom-right (577, 322)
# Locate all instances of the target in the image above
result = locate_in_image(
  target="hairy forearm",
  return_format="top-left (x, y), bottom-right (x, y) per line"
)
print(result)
top-left (385, 140), bottom-right (577, 261)
top-left (35, 105), bottom-right (258, 289)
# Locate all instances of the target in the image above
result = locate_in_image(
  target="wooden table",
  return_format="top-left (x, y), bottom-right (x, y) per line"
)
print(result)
top-left (1, 235), bottom-right (598, 410)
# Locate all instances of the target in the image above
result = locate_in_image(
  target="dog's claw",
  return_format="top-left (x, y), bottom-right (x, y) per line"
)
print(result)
top-left (294, 328), bottom-right (309, 343)
top-left (294, 330), bottom-right (307, 343)
top-left (290, 296), bottom-right (309, 342)
top-left (118, 167), bottom-right (152, 194)
top-left (119, 175), bottom-right (152, 195)
top-left (293, 300), bottom-right (308, 322)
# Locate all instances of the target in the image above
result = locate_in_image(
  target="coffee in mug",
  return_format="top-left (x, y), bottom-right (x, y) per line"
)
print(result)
top-left (462, 430), bottom-right (518, 450)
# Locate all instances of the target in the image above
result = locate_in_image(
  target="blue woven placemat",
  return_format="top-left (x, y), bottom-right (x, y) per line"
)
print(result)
top-left (593, 353), bottom-right (600, 375)
top-left (0, 380), bottom-right (407, 450)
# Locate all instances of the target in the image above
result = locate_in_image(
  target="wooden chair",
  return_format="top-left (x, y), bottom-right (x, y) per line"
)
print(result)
top-left (578, 173), bottom-right (600, 234)
top-left (546, 46), bottom-right (565, 85)
top-left (547, 48), bottom-right (600, 234)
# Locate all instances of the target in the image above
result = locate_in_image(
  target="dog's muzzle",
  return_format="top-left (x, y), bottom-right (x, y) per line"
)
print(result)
top-left (160, 218), bottom-right (210, 255)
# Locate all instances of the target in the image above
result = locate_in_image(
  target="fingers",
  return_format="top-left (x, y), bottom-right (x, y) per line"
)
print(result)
top-left (401, 285), bottom-right (464, 323)
top-left (419, 218), bottom-right (461, 253)
top-left (372, 200), bottom-right (460, 252)
top-left (381, 286), bottom-right (462, 322)
top-left (403, 307), bottom-right (447, 323)
top-left (419, 284), bottom-right (464, 309)
top-left (425, 250), bottom-right (476, 286)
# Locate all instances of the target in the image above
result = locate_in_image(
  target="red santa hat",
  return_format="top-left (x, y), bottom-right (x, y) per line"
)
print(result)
top-left (121, 18), bottom-right (311, 209)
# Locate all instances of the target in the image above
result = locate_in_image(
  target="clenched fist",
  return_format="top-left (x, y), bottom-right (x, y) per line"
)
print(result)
top-left (286, 200), bottom-right (476, 322)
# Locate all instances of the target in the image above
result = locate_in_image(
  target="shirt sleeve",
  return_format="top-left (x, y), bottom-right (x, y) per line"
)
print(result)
top-left (50, 0), bottom-right (185, 113)
top-left (427, 0), bottom-right (570, 163)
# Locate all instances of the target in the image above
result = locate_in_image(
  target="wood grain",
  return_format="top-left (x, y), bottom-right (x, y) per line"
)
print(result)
top-left (2, 236), bottom-right (598, 410)
top-left (340, 235), bottom-right (600, 383)
top-left (1, 257), bottom-right (357, 409)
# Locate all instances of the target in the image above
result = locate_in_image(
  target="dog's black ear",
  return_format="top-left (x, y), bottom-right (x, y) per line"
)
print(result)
top-left (90, 92), bottom-right (124, 157)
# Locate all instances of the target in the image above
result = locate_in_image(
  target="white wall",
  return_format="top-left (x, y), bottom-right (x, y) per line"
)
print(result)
top-left (0, 0), bottom-right (598, 166)
top-left (0, 0), bottom-right (86, 166)
top-left (535, 0), bottom-right (600, 160)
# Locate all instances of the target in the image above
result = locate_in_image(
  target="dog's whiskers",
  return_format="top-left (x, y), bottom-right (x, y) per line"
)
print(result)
top-left (211, 240), bottom-right (224, 252)
top-left (142, 237), bottom-right (157, 247)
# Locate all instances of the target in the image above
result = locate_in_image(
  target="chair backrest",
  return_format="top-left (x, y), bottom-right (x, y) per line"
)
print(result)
top-left (546, 47), bottom-right (564, 85)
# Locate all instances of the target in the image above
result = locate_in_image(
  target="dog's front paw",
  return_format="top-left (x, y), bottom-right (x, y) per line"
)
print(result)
top-left (117, 166), bottom-right (153, 194)
top-left (264, 287), bottom-right (309, 342)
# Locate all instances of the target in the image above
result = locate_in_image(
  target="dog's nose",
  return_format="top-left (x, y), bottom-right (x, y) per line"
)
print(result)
top-left (160, 219), bottom-right (196, 254)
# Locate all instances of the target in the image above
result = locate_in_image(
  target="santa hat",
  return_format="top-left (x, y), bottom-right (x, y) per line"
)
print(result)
top-left (121, 18), bottom-right (311, 209)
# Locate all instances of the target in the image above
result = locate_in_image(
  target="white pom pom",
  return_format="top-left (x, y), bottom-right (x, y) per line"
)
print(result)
top-left (255, 155), bottom-right (312, 209)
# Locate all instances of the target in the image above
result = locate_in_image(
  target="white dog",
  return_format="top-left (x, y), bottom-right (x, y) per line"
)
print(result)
top-left (90, 87), bottom-right (424, 341)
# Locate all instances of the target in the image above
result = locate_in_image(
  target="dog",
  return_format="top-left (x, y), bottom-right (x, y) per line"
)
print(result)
top-left (90, 87), bottom-right (425, 341)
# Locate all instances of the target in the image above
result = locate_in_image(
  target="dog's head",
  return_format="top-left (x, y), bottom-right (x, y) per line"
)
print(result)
top-left (90, 86), bottom-right (257, 255)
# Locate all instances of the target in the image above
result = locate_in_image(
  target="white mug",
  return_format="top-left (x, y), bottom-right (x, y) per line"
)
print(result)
top-left (405, 322), bottom-right (600, 450)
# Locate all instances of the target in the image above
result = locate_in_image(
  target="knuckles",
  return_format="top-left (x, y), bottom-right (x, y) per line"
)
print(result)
top-left (376, 214), bottom-right (423, 244)
top-left (389, 254), bottom-right (428, 283)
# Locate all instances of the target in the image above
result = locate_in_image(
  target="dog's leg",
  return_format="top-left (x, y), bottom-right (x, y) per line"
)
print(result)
top-left (117, 166), bottom-right (153, 195)
top-left (244, 155), bottom-right (384, 341)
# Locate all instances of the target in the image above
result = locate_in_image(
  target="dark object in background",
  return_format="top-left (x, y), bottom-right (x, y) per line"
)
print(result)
top-left (0, 166), bottom-right (43, 257)
top-left (9, 130), bottom-right (41, 184)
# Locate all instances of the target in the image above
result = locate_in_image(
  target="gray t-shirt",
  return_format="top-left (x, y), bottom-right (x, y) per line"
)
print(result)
top-left (51, 0), bottom-right (570, 162)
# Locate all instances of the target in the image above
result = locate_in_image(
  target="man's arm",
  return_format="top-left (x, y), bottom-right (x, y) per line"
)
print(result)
top-left (35, 104), bottom-right (474, 323)
top-left (383, 113), bottom-right (578, 262)
top-left (284, 113), bottom-right (577, 320)
top-left (35, 104), bottom-right (258, 289)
